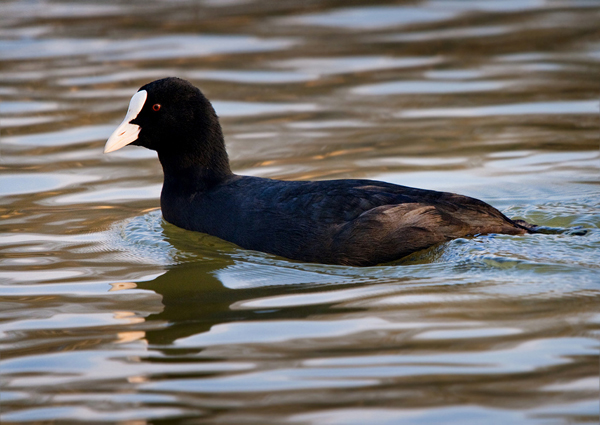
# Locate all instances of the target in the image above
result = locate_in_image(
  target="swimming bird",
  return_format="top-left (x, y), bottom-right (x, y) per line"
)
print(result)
top-left (105, 77), bottom-right (535, 266)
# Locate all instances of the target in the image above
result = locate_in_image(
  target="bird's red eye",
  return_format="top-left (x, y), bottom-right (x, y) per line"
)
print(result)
top-left (152, 104), bottom-right (161, 111)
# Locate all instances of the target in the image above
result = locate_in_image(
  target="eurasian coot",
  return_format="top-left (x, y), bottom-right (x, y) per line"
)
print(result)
top-left (105, 77), bottom-right (534, 266)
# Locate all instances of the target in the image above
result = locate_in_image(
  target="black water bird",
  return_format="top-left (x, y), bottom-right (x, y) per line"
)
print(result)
top-left (105, 77), bottom-right (535, 266)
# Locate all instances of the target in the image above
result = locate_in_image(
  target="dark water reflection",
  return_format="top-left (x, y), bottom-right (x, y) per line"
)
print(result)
top-left (1, 0), bottom-right (599, 423)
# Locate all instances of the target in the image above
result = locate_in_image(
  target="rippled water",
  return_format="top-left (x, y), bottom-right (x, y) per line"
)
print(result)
top-left (1, 1), bottom-right (599, 423)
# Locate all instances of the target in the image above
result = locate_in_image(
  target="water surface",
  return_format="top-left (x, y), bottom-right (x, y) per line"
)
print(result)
top-left (1, 1), bottom-right (599, 423)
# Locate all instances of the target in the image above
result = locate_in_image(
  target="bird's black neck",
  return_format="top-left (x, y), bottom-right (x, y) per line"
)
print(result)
top-left (158, 136), bottom-right (233, 195)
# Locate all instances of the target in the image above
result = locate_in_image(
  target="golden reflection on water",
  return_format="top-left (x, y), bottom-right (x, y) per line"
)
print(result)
top-left (110, 282), bottom-right (138, 292)
top-left (116, 331), bottom-right (146, 344)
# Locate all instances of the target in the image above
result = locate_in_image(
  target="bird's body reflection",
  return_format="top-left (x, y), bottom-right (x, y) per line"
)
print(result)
top-left (135, 234), bottom-right (362, 348)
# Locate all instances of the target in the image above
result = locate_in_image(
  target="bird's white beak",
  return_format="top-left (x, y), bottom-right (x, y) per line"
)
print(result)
top-left (104, 90), bottom-right (148, 153)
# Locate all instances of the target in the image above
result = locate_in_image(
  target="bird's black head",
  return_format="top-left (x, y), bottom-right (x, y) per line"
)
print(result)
top-left (105, 77), bottom-right (230, 175)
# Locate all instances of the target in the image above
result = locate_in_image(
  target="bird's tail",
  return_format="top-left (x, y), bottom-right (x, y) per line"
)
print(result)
top-left (513, 219), bottom-right (589, 236)
top-left (513, 219), bottom-right (539, 233)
